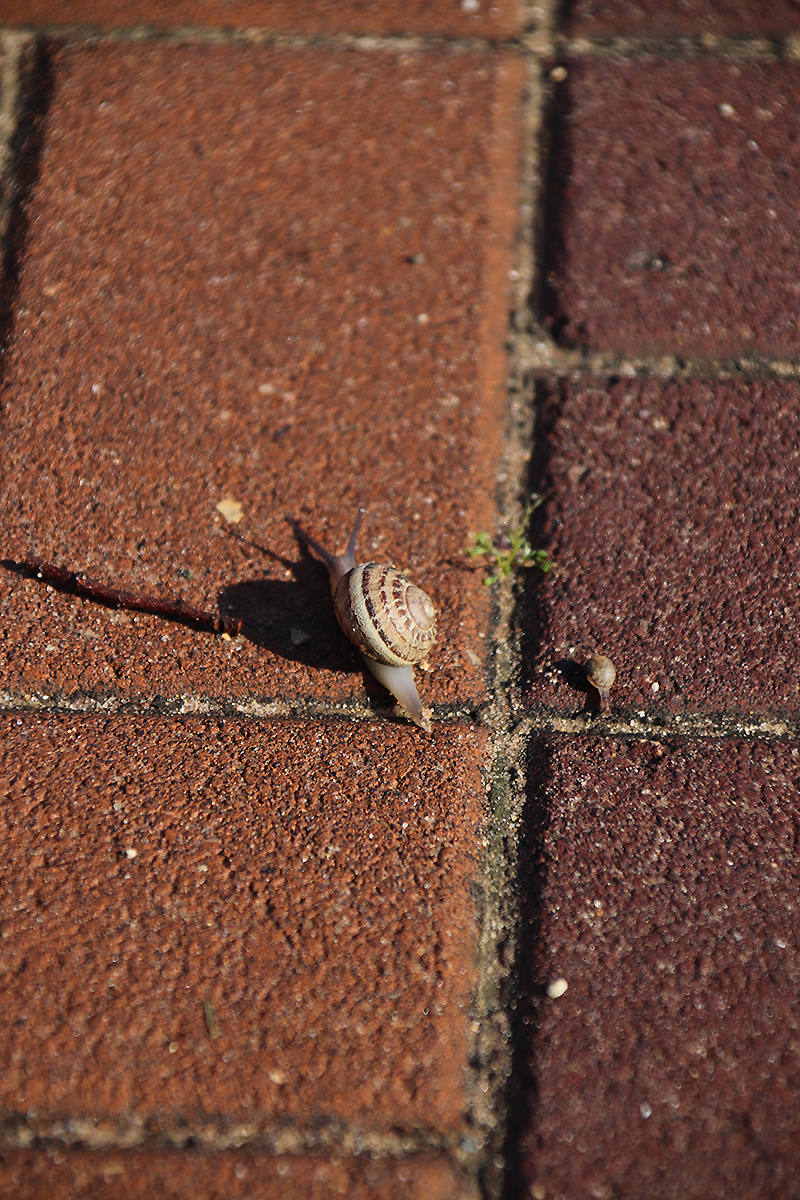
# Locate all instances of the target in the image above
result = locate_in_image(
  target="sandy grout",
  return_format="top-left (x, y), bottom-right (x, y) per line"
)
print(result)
top-left (2, 18), bottom-right (798, 62)
top-left (0, 1113), bottom-right (468, 1160)
top-left (557, 31), bottom-right (800, 61)
top-left (0, 690), bottom-right (796, 741)
top-left (459, 46), bottom-right (552, 1198)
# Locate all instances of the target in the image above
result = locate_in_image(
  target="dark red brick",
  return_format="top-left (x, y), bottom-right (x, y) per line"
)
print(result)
top-left (521, 377), bottom-right (800, 718)
top-left (0, 0), bottom-right (523, 40)
top-left (544, 59), bottom-right (800, 360)
top-left (518, 737), bottom-right (800, 1200)
top-left (0, 715), bottom-right (486, 1135)
top-left (564, 0), bottom-right (800, 37)
top-left (0, 41), bottom-right (525, 720)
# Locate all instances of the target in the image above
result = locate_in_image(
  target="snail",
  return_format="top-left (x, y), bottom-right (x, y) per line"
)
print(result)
top-left (585, 654), bottom-right (616, 713)
top-left (296, 509), bottom-right (437, 731)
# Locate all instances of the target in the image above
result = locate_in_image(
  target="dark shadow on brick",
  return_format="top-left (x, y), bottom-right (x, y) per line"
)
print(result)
top-left (534, 66), bottom-right (576, 346)
top-left (557, 0), bottom-right (582, 34)
top-left (496, 738), bottom-right (555, 1200)
top-left (219, 525), bottom-right (365, 673)
top-left (1, 554), bottom-right (241, 636)
top-left (219, 573), bottom-right (360, 674)
top-left (220, 572), bottom-right (416, 716)
top-left (554, 655), bottom-right (602, 714)
top-left (0, 38), bottom-right (55, 368)
top-left (515, 379), bottom-right (562, 699)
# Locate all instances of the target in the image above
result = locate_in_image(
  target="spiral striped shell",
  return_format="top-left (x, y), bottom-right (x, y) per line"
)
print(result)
top-left (333, 563), bottom-right (437, 668)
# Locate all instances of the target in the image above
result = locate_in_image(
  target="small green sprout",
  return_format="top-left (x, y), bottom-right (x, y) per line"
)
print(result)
top-left (468, 497), bottom-right (556, 586)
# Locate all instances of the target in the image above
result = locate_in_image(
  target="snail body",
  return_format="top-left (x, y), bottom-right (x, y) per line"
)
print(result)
top-left (297, 510), bottom-right (437, 731)
top-left (585, 654), bottom-right (616, 713)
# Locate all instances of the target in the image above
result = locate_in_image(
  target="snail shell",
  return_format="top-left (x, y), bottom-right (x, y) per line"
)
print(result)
top-left (334, 563), bottom-right (436, 668)
top-left (296, 510), bottom-right (437, 731)
top-left (585, 654), bottom-right (616, 713)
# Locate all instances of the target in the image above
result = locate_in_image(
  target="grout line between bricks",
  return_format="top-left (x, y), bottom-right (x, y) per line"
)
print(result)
top-left (0, 688), bottom-right (482, 725)
top-left (558, 31), bottom-right (800, 62)
top-left (0, 1115), bottom-right (465, 1159)
top-left (463, 51), bottom-right (552, 1200)
top-left (5, 16), bottom-right (800, 67)
top-left (518, 338), bottom-right (800, 381)
top-left (509, 712), bottom-right (800, 740)
top-left (0, 22), bottom-right (535, 54)
top-left (1, 691), bottom-right (796, 742)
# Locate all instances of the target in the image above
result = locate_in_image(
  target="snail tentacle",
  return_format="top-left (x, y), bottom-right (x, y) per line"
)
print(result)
top-left (296, 508), bottom-right (364, 593)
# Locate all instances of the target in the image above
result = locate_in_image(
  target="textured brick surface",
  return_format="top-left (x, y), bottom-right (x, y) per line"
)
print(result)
top-left (563, 0), bottom-right (800, 37)
top-left (543, 60), bottom-right (800, 360)
top-left (0, 715), bottom-right (486, 1134)
top-left (0, 0), bottom-right (523, 38)
top-left (3, 0), bottom-right (799, 1194)
top-left (0, 1146), bottom-right (464, 1200)
top-left (517, 737), bottom-right (800, 1200)
top-left (521, 377), bottom-right (800, 717)
top-left (0, 40), bottom-right (524, 719)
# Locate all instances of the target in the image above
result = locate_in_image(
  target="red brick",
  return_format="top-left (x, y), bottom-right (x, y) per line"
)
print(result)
top-left (0, 715), bottom-right (486, 1135)
top-left (544, 59), bottom-right (800, 360)
top-left (0, 41), bottom-right (525, 721)
top-left (518, 737), bottom-right (800, 1200)
top-left (564, 0), bottom-right (800, 37)
top-left (0, 1146), bottom-right (464, 1200)
top-left (0, 0), bottom-right (524, 41)
top-left (521, 377), bottom-right (800, 717)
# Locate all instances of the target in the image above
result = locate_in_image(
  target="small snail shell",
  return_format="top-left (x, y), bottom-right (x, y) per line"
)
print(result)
top-left (296, 509), bottom-right (437, 731)
top-left (585, 654), bottom-right (616, 713)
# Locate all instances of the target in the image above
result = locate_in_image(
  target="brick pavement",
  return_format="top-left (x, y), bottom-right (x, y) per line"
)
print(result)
top-left (0, 3), bottom-right (798, 1199)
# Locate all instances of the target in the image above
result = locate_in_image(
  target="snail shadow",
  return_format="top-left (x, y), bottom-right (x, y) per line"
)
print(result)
top-left (554, 656), bottom-right (602, 715)
top-left (218, 569), bottom-right (406, 709)
top-left (218, 534), bottom-right (396, 703)
top-left (217, 556), bottom-right (355, 674)
top-left (0, 530), bottom-right (358, 675)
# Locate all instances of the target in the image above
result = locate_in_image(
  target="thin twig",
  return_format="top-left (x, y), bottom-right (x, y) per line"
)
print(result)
top-left (1, 555), bottom-right (241, 636)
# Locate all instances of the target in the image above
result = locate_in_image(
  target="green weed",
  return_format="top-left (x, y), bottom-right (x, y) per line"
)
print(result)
top-left (468, 497), bottom-right (555, 586)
